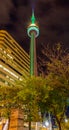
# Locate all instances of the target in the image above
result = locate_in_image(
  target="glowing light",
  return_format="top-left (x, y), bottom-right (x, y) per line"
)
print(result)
top-left (0, 121), bottom-right (2, 125)
top-left (31, 10), bottom-right (35, 24)
top-left (45, 120), bottom-right (49, 127)
top-left (7, 54), bottom-right (13, 59)
top-left (65, 118), bottom-right (68, 123)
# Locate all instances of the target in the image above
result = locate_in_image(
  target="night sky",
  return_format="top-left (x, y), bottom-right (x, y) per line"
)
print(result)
top-left (0, 0), bottom-right (69, 54)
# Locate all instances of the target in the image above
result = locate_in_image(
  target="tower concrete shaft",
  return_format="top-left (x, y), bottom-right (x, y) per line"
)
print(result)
top-left (30, 31), bottom-right (37, 76)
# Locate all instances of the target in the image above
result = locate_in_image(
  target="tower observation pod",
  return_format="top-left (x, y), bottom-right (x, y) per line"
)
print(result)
top-left (27, 10), bottom-right (39, 76)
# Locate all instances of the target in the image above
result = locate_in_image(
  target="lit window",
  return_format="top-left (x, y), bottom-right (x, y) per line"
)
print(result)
top-left (0, 64), bottom-right (19, 79)
top-left (4, 51), bottom-right (6, 54)
top-left (7, 54), bottom-right (13, 59)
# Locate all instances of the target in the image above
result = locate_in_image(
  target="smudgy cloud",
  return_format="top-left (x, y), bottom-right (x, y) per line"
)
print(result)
top-left (0, 0), bottom-right (69, 53)
top-left (0, 0), bottom-right (13, 24)
top-left (36, 0), bottom-right (69, 47)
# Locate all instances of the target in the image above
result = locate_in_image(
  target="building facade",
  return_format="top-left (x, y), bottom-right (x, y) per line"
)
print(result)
top-left (0, 30), bottom-right (30, 86)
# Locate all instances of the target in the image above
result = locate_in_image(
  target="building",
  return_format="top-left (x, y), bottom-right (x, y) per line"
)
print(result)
top-left (0, 30), bottom-right (30, 86)
top-left (27, 10), bottom-right (39, 76)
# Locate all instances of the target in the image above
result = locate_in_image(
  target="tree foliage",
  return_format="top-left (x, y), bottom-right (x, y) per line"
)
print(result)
top-left (0, 85), bottom-right (21, 118)
top-left (38, 43), bottom-right (69, 130)
top-left (17, 76), bottom-right (49, 121)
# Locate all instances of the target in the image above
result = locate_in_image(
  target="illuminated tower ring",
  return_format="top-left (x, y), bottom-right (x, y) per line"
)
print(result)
top-left (27, 24), bottom-right (39, 38)
top-left (27, 11), bottom-right (39, 76)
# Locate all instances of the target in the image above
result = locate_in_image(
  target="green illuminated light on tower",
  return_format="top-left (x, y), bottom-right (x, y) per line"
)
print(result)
top-left (31, 11), bottom-right (36, 24)
top-left (27, 10), bottom-right (39, 76)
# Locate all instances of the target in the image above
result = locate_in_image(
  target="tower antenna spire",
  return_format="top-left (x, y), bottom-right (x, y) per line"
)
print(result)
top-left (31, 8), bottom-right (36, 24)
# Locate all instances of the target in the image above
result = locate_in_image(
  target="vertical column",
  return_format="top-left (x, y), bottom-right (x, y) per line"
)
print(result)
top-left (30, 32), bottom-right (35, 76)
top-left (9, 109), bottom-right (24, 130)
top-left (30, 31), bottom-right (38, 76)
top-left (34, 37), bottom-right (38, 76)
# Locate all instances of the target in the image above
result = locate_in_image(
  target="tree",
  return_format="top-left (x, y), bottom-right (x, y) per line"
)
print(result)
top-left (38, 43), bottom-right (69, 77)
top-left (44, 74), bottom-right (69, 130)
top-left (38, 43), bottom-right (69, 130)
top-left (0, 85), bottom-right (22, 119)
top-left (17, 76), bottom-right (49, 130)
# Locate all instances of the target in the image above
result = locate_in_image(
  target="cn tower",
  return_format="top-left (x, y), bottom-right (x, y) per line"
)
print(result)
top-left (27, 10), bottom-right (39, 76)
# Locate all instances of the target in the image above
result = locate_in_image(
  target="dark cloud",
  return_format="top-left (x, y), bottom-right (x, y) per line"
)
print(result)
top-left (0, 0), bottom-right (69, 54)
top-left (55, 0), bottom-right (69, 7)
top-left (10, 8), bottom-right (18, 22)
top-left (36, 0), bottom-right (69, 48)
top-left (12, 0), bottom-right (29, 7)
top-left (0, 0), bottom-right (13, 24)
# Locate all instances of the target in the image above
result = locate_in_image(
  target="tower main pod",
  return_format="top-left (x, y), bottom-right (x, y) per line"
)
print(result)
top-left (27, 11), bottom-right (39, 76)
